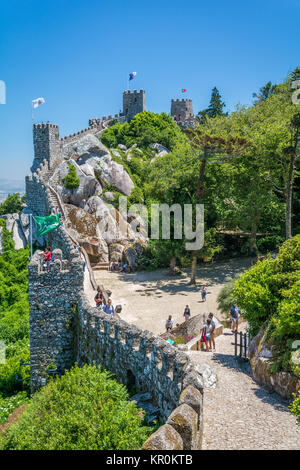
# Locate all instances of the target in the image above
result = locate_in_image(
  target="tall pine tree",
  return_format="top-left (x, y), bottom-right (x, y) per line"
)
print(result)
top-left (198, 87), bottom-right (227, 123)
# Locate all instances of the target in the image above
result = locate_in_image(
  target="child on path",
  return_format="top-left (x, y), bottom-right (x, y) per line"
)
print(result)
top-left (183, 305), bottom-right (191, 321)
top-left (166, 315), bottom-right (173, 332)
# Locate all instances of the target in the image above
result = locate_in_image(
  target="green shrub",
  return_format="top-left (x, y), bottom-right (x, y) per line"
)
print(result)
top-left (0, 219), bottom-right (30, 399)
top-left (62, 164), bottom-right (80, 190)
top-left (217, 274), bottom-right (241, 314)
top-left (233, 235), bottom-right (300, 373)
top-left (291, 392), bottom-right (300, 425)
top-left (0, 391), bottom-right (29, 424)
top-left (0, 364), bottom-right (153, 450)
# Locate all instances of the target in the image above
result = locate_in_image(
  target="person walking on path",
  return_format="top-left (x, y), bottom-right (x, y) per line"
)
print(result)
top-left (103, 298), bottom-right (115, 316)
top-left (201, 285), bottom-right (207, 302)
top-left (230, 304), bottom-right (240, 334)
top-left (166, 315), bottom-right (173, 332)
top-left (94, 287), bottom-right (105, 309)
top-left (200, 319), bottom-right (211, 352)
top-left (183, 305), bottom-right (191, 321)
top-left (208, 312), bottom-right (216, 351)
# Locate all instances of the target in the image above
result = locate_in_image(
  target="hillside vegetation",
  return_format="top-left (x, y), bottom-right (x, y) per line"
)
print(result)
top-left (100, 72), bottom-right (300, 279)
top-left (0, 219), bottom-right (30, 423)
top-left (0, 364), bottom-right (153, 450)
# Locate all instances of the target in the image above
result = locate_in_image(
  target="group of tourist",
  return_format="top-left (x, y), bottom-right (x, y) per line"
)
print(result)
top-left (109, 260), bottom-right (130, 273)
top-left (165, 308), bottom-right (217, 352)
top-left (164, 298), bottom-right (242, 352)
top-left (94, 287), bottom-right (115, 316)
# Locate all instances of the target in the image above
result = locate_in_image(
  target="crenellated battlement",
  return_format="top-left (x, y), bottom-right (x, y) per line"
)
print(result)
top-left (171, 97), bottom-right (194, 123)
top-left (123, 89), bottom-right (146, 121)
top-left (33, 122), bottom-right (59, 130)
top-left (171, 98), bottom-right (193, 103)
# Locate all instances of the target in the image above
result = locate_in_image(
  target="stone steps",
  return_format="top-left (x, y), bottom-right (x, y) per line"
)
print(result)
top-left (92, 262), bottom-right (110, 271)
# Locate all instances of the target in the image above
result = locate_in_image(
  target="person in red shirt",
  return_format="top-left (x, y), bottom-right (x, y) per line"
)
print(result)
top-left (43, 247), bottom-right (52, 271)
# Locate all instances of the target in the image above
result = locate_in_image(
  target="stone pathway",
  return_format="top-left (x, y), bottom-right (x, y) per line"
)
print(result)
top-left (188, 328), bottom-right (300, 450)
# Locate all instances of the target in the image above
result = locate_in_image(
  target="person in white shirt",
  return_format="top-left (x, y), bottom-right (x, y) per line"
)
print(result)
top-left (208, 312), bottom-right (216, 351)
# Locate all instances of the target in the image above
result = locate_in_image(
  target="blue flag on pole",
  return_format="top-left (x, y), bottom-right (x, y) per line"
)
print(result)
top-left (129, 72), bottom-right (137, 81)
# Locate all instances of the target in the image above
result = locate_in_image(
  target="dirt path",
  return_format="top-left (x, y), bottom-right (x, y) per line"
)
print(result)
top-left (93, 257), bottom-right (252, 336)
top-left (188, 327), bottom-right (300, 450)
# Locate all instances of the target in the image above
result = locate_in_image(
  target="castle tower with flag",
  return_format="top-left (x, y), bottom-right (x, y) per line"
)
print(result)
top-left (171, 98), bottom-right (194, 123)
top-left (123, 89), bottom-right (146, 122)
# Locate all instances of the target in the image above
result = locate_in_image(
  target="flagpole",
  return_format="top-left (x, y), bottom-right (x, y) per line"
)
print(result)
top-left (30, 214), bottom-right (33, 259)
top-left (31, 103), bottom-right (34, 123)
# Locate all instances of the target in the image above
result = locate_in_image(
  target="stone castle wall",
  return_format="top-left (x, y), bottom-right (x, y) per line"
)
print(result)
top-left (123, 90), bottom-right (146, 121)
top-left (171, 98), bottom-right (194, 122)
top-left (27, 94), bottom-right (203, 448)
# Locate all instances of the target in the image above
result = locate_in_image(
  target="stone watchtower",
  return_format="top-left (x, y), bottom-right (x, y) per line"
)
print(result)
top-left (31, 122), bottom-right (62, 173)
top-left (123, 89), bottom-right (146, 121)
top-left (171, 99), bottom-right (194, 122)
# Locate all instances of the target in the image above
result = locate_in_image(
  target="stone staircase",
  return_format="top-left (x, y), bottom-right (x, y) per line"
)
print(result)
top-left (91, 261), bottom-right (110, 271)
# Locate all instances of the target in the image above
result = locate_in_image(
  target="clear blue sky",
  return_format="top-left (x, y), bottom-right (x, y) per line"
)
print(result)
top-left (0, 0), bottom-right (299, 180)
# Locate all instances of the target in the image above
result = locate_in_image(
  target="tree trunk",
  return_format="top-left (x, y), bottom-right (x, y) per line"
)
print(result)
top-left (286, 152), bottom-right (296, 239)
top-left (249, 220), bottom-right (258, 256)
top-left (190, 253), bottom-right (197, 285)
top-left (189, 147), bottom-right (208, 284)
top-left (168, 256), bottom-right (177, 275)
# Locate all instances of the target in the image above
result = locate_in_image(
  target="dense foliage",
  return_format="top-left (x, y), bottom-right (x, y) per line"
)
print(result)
top-left (62, 163), bottom-right (80, 189)
top-left (102, 111), bottom-right (186, 150)
top-left (233, 235), bottom-right (300, 376)
top-left (99, 71), bottom-right (300, 279)
top-left (0, 364), bottom-right (153, 450)
top-left (0, 193), bottom-right (25, 216)
top-left (0, 219), bottom-right (30, 422)
top-left (291, 392), bottom-right (300, 424)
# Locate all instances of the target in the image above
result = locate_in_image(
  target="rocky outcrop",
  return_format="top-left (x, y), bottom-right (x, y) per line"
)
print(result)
top-left (0, 213), bottom-right (27, 250)
top-left (98, 154), bottom-right (134, 196)
top-left (73, 134), bottom-right (109, 158)
top-left (52, 161), bottom-right (102, 207)
top-left (150, 143), bottom-right (170, 162)
top-left (249, 329), bottom-right (300, 399)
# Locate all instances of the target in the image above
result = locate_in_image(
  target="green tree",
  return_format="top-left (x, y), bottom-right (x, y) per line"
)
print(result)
top-left (252, 81), bottom-right (277, 104)
top-left (0, 193), bottom-right (25, 216)
top-left (0, 364), bottom-right (154, 450)
top-left (198, 87), bottom-right (227, 122)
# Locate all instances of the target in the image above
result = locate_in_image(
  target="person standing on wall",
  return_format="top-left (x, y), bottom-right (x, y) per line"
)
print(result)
top-left (95, 287), bottom-right (105, 309)
top-left (103, 298), bottom-right (115, 316)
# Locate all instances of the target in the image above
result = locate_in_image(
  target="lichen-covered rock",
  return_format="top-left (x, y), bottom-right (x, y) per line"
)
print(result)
top-left (0, 213), bottom-right (27, 250)
top-left (185, 362), bottom-right (217, 389)
top-left (166, 403), bottom-right (198, 450)
top-left (52, 161), bottom-right (102, 207)
top-left (142, 424), bottom-right (183, 450)
top-left (249, 330), bottom-right (300, 399)
top-left (108, 242), bottom-right (125, 262)
top-left (74, 134), bottom-right (109, 158)
top-left (97, 154), bottom-right (134, 196)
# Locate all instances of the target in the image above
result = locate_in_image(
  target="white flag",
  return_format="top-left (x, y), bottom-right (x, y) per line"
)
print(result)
top-left (32, 97), bottom-right (45, 108)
